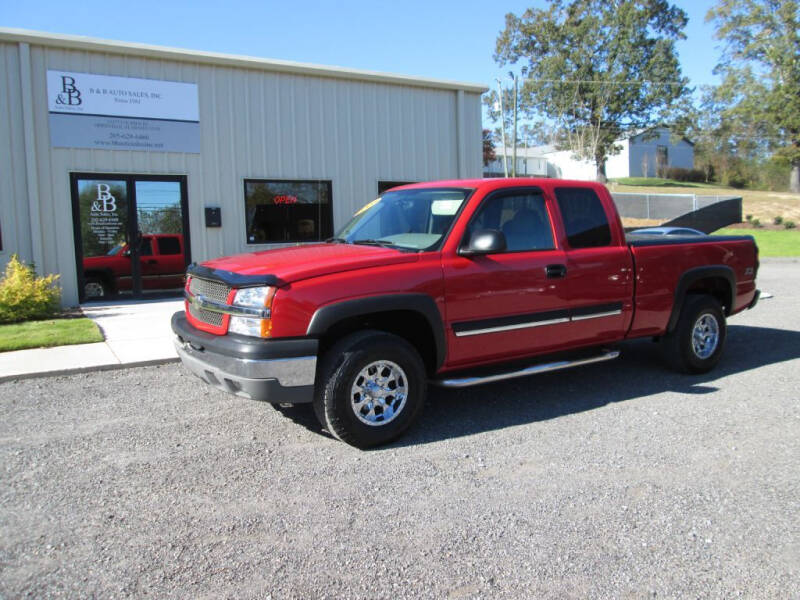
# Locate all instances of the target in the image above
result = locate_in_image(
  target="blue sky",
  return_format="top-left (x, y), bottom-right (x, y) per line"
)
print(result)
top-left (2, 0), bottom-right (722, 111)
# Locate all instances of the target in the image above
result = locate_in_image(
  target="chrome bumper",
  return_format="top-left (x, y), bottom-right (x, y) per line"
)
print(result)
top-left (174, 337), bottom-right (316, 403)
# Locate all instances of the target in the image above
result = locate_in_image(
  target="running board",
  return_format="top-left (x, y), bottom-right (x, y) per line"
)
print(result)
top-left (432, 349), bottom-right (620, 389)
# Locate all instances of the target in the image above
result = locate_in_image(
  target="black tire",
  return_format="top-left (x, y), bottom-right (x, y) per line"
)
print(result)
top-left (313, 330), bottom-right (427, 449)
top-left (84, 277), bottom-right (108, 299)
top-left (661, 294), bottom-right (726, 374)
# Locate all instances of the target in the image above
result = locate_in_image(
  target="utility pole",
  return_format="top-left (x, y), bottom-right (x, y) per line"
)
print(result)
top-left (495, 78), bottom-right (509, 178)
top-left (511, 73), bottom-right (518, 177)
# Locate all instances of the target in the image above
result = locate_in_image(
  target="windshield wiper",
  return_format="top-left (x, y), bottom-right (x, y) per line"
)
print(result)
top-left (325, 237), bottom-right (347, 243)
top-left (352, 239), bottom-right (401, 249)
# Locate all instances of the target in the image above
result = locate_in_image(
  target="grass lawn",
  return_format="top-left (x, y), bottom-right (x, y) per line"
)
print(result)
top-left (611, 177), bottom-right (720, 189)
top-left (0, 318), bottom-right (104, 352)
top-left (714, 228), bottom-right (800, 257)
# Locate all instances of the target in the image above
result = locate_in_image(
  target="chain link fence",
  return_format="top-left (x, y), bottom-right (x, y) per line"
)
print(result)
top-left (611, 193), bottom-right (743, 232)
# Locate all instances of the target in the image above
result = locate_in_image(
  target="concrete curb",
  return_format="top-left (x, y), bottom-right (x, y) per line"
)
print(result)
top-left (0, 356), bottom-right (181, 383)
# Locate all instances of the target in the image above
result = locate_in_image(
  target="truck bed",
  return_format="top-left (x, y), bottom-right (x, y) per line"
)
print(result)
top-left (625, 233), bottom-right (758, 339)
top-left (625, 233), bottom-right (754, 246)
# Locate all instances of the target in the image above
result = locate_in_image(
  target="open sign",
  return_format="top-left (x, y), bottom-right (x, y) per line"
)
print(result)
top-left (274, 195), bottom-right (298, 205)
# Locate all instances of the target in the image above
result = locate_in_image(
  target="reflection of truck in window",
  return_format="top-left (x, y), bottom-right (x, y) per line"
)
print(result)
top-left (82, 233), bottom-right (185, 298)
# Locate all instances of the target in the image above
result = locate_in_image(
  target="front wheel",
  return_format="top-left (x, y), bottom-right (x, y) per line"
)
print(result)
top-left (84, 277), bottom-right (108, 299)
top-left (314, 330), bottom-right (427, 448)
top-left (661, 294), bottom-right (727, 374)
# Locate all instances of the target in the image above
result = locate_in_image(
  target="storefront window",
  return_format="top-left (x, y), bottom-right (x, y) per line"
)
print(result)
top-left (244, 179), bottom-right (333, 244)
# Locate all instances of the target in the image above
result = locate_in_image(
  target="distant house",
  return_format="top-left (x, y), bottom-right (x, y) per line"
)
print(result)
top-left (483, 127), bottom-right (694, 180)
top-left (484, 147), bottom-right (549, 178)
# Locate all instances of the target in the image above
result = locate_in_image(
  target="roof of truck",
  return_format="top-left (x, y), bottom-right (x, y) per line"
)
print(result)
top-left (393, 178), bottom-right (607, 191)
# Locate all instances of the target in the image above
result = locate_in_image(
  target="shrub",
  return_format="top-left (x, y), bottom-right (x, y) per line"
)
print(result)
top-left (0, 255), bottom-right (61, 324)
top-left (785, 221), bottom-right (797, 229)
top-left (664, 167), bottom-right (706, 182)
top-left (774, 216), bottom-right (784, 225)
top-left (751, 218), bottom-right (762, 228)
top-left (745, 214), bottom-right (753, 221)
top-left (727, 172), bottom-right (747, 189)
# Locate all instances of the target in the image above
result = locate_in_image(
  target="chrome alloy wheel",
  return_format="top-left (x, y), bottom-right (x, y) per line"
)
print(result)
top-left (350, 360), bottom-right (408, 426)
top-left (691, 313), bottom-right (720, 359)
top-left (84, 281), bottom-right (105, 298)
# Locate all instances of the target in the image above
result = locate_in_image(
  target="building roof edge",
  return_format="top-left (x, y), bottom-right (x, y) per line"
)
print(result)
top-left (0, 27), bottom-right (489, 93)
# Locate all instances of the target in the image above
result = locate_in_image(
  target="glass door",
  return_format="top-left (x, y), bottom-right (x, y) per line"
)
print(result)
top-left (135, 180), bottom-right (187, 298)
top-left (71, 174), bottom-right (190, 302)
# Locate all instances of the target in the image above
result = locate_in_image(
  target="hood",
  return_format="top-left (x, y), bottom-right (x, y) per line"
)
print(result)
top-left (83, 255), bottom-right (117, 266)
top-left (198, 243), bottom-right (420, 285)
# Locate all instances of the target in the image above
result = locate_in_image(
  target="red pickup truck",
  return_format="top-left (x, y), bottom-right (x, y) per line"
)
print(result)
top-left (82, 233), bottom-right (185, 298)
top-left (172, 179), bottom-right (759, 447)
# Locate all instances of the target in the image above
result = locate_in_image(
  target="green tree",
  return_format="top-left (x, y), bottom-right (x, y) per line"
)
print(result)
top-left (494, 0), bottom-right (690, 181)
top-left (482, 128), bottom-right (497, 166)
top-left (707, 0), bottom-right (800, 192)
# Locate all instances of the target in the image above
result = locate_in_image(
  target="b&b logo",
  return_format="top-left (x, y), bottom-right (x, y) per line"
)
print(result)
top-left (55, 75), bottom-right (82, 106)
top-left (91, 184), bottom-right (117, 213)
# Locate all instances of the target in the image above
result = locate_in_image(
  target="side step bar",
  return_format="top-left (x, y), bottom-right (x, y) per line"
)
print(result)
top-left (432, 349), bottom-right (620, 389)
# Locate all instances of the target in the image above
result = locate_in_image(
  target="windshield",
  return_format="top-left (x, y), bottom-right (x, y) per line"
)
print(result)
top-left (335, 188), bottom-right (470, 250)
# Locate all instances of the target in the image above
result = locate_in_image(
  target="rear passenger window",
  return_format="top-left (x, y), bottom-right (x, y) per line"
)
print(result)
top-left (555, 187), bottom-right (612, 248)
top-left (467, 192), bottom-right (554, 252)
top-left (157, 237), bottom-right (182, 255)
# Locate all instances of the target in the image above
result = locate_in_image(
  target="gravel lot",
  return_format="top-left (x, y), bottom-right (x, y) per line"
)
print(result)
top-left (1, 260), bottom-right (798, 599)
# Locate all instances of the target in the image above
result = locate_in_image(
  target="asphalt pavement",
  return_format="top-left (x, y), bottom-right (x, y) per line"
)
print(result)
top-left (1, 260), bottom-right (798, 598)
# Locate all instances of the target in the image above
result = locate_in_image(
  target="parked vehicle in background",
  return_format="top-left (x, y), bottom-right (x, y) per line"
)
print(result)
top-left (172, 178), bottom-right (760, 448)
top-left (82, 233), bottom-right (185, 298)
top-left (630, 226), bottom-right (705, 236)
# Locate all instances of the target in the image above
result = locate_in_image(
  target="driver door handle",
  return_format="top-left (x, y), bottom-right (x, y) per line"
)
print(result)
top-left (545, 264), bottom-right (567, 279)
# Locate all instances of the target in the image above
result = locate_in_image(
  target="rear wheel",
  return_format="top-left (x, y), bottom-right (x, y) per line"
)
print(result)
top-left (661, 295), bottom-right (726, 374)
top-left (314, 330), bottom-right (427, 448)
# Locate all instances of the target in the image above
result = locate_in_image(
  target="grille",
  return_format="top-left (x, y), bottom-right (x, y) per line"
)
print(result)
top-left (188, 277), bottom-right (231, 328)
top-left (188, 301), bottom-right (224, 327)
top-left (189, 277), bottom-right (231, 303)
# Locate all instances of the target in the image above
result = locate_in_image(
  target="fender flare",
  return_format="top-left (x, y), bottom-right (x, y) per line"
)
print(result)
top-left (667, 265), bottom-right (735, 333)
top-left (306, 293), bottom-right (446, 369)
top-left (83, 268), bottom-right (115, 288)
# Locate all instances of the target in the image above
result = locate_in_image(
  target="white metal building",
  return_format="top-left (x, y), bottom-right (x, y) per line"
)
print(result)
top-left (538, 127), bottom-right (694, 180)
top-left (0, 28), bottom-right (486, 306)
top-left (484, 147), bottom-right (549, 178)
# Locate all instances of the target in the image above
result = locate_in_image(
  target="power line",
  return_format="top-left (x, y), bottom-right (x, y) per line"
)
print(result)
top-left (517, 78), bottom-right (688, 87)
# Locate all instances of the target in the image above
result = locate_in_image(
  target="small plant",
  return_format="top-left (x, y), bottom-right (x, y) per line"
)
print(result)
top-left (745, 214), bottom-right (753, 221)
top-left (785, 220), bottom-right (796, 229)
top-left (0, 255), bottom-right (61, 324)
top-left (774, 216), bottom-right (783, 225)
top-left (751, 218), bottom-right (762, 228)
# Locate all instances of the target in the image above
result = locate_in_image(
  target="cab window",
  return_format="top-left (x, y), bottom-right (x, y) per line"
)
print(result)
top-left (467, 191), bottom-right (554, 252)
top-left (555, 187), bottom-right (612, 248)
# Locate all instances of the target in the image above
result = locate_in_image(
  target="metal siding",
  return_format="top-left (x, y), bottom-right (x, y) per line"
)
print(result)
top-left (0, 43), bottom-right (33, 269)
top-left (5, 42), bottom-right (481, 306)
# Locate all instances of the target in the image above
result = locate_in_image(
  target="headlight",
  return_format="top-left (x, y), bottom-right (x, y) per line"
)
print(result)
top-left (229, 286), bottom-right (275, 338)
top-left (233, 286), bottom-right (273, 309)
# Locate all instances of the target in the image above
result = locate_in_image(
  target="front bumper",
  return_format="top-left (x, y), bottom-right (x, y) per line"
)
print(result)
top-left (171, 312), bottom-right (317, 403)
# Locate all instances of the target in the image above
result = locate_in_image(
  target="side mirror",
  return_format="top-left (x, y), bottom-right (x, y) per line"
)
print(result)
top-left (459, 229), bottom-right (507, 256)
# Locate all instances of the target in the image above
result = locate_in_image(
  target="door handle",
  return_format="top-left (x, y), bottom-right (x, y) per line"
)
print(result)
top-left (545, 264), bottom-right (567, 279)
